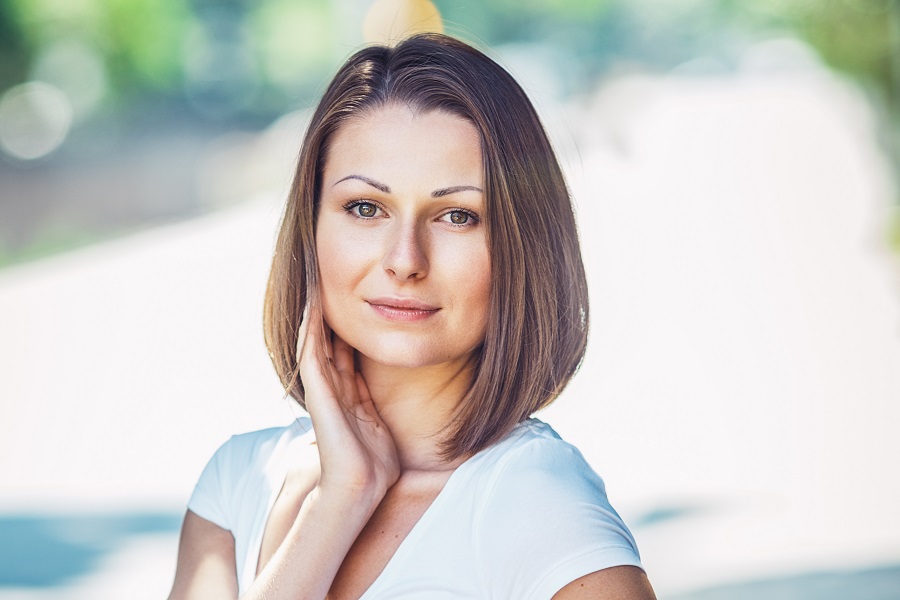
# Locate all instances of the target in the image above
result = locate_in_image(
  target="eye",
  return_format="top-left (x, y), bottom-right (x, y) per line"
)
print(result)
top-left (449, 210), bottom-right (469, 225)
top-left (441, 209), bottom-right (479, 227)
top-left (356, 202), bottom-right (377, 218)
top-left (343, 200), bottom-right (381, 218)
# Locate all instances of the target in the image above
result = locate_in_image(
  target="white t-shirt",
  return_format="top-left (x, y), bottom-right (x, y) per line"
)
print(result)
top-left (188, 417), bottom-right (642, 599)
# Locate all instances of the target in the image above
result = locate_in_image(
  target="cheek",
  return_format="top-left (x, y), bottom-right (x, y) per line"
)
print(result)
top-left (449, 243), bottom-right (491, 325)
top-left (316, 245), bottom-right (352, 338)
top-left (315, 226), bottom-right (350, 311)
top-left (315, 220), bottom-right (380, 334)
top-left (470, 256), bottom-right (491, 312)
top-left (467, 271), bottom-right (492, 352)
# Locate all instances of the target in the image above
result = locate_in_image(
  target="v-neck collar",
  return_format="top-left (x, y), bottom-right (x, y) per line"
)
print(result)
top-left (356, 452), bottom-right (474, 598)
top-left (246, 418), bottom-right (532, 598)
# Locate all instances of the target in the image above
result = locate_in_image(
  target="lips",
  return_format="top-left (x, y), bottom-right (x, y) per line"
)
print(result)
top-left (366, 297), bottom-right (440, 322)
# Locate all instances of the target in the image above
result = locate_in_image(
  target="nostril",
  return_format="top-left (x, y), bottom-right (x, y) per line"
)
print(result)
top-left (382, 231), bottom-right (428, 280)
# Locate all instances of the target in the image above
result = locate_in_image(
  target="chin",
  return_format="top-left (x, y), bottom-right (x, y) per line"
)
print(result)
top-left (359, 344), bottom-right (454, 369)
top-left (352, 335), bottom-right (479, 371)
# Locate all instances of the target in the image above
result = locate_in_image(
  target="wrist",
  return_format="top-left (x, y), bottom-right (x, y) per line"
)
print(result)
top-left (309, 481), bottom-right (385, 518)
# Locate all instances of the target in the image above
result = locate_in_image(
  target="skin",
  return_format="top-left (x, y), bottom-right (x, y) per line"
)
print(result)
top-left (167, 105), bottom-right (656, 600)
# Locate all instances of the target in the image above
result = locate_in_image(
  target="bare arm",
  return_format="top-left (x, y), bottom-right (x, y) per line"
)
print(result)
top-left (167, 493), bottom-right (376, 600)
top-left (168, 510), bottom-right (238, 600)
top-left (552, 566), bottom-right (657, 600)
top-left (167, 307), bottom-right (398, 600)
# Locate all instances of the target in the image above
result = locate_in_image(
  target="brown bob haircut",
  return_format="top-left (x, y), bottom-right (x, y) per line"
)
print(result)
top-left (264, 33), bottom-right (589, 460)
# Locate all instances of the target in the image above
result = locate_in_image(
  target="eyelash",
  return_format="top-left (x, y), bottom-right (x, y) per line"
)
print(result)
top-left (341, 200), bottom-right (480, 228)
top-left (342, 199), bottom-right (383, 219)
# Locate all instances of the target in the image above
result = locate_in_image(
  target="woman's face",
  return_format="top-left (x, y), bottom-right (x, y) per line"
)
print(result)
top-left (315, 104), bottom-right (491, 370)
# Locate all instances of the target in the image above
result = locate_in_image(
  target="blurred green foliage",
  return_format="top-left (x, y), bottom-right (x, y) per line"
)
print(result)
top-left (890, 210), bottom-right (900, 252)
top-left (441, 0), bottom-right (612, 44)
top-left (248, 0), bottom-right (334, 100)
top-left (0, 0), bottom-right (898, 270)
top-left (715, 0), bottom-right (899, 124)
top-left (0, 0), bottom-right (896, 121)
top-left (0, 0), bottom-right (898, 266)
top-left (0, 222), bottom-right (109, 268)
top-left (0, 1), bottom-right (26, 86)
top-left (726, 1), bottom-right (896, 89)
top-left (4, 0), bottom-right (191, 94)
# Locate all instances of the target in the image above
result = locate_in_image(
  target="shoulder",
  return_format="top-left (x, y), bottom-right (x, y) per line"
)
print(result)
top-left (213, 417), bottom-right (313, 472)
top-left (480, 418), bottom-right (607, 499)
top-left (187, 417), bottom-right (312, 529)
top-left (472, 419), bottom-right (643, 600)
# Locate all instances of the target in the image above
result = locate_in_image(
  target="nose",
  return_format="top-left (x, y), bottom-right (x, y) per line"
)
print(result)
top-left (382, 222), bottom-right (429, 280)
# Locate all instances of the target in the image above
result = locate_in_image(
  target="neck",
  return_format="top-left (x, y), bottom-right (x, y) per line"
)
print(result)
top-left (357, 354), bottom-right (474, 473)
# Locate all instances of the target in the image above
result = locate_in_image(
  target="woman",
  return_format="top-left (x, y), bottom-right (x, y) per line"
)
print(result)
top-left (169, 33), bottom-right (656, 600)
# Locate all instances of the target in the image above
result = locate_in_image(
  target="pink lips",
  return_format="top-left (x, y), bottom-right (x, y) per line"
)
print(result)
top-left (366, 297), bottom-right (440, 322)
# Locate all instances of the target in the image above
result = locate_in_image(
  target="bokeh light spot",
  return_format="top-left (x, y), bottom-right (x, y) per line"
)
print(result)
top-left (31, 38), bottom-right (108, 121)
top-left (0, 81), bottom-right (73, 161)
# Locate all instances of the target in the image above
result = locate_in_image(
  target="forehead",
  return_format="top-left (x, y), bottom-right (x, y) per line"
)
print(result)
top-left (322, 104), bottom-right (484, 186)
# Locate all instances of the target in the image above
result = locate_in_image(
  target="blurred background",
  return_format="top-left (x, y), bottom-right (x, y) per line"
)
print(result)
top-left (1, 0), bottom-right (899, 597)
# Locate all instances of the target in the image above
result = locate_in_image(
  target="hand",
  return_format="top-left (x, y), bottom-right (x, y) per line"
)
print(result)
top-left (296, 305), bottom-right (400, 508)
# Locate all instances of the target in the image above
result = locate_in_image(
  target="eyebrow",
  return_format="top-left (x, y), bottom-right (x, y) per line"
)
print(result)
top-left (334, 174), bottom-right (390, 193)
top-left (333, 175), bottom-right (482, 197)
top-left (432, 185), bottom-right (483, 197)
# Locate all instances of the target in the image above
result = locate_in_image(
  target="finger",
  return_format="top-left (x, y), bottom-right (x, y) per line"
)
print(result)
top-left (354, 373), bottom-right (383, 424)
top-left (296, 304), bottom-right (338, 406)
top-left (295, 305), bottom-right (310, 364)
top-left (355, 371), bottom-right (372, 405)
top-left (320, 314), bottom-right (334, 363)
top-left (332, 333), bottom-right (356, 380)
top-left (296, 304), bottom-right (325, 366)
top-left (296, 303), bottom-right (330, 372)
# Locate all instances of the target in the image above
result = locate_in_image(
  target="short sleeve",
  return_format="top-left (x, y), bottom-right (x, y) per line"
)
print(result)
top-left (476, 437), bottom-right (642, 600)
top-left (187, 436), bottom-right (236, 531)
top-left (185, 420), bottom-right (312, 538)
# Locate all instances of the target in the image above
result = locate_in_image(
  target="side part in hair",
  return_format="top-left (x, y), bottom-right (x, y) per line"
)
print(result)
top-left (263, 34), bottom-right (589, 460)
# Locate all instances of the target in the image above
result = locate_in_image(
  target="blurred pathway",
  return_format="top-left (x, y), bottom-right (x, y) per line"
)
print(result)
top-left (1, 60), bottom-right (899, 597)
top-left (544, 61), bottom-right (900, 594)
